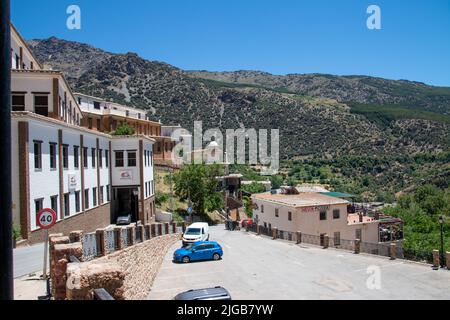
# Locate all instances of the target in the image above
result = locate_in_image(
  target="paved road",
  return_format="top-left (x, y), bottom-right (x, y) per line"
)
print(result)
top-left (148, 226), bottom-right (450, 300)
top-left (13, 243), bottom-right (45, 279)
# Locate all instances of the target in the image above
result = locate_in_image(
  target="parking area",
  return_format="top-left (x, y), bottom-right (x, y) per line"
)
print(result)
top-left (148, 225), bottom-right (450, 300)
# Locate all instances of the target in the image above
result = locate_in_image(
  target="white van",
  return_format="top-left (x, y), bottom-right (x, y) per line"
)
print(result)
top-left (183, 223), bottom-right (210, 245)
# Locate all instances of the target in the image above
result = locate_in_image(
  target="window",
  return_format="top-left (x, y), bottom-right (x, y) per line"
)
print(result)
top-left (94, 101), bottom-right (100, 110)
top-left (91, 148), bottom-right (96, 168)
top-left (62, 145), bottom-right (69, 169)
top-left (12, 94), bottom-right (25, 111)
top-left (275, 208), bottom-right (279, 217)
top-left (15, 54), bottom-right (19, 69)
top-left (320, 211), bottom-right (327, 221)
top-left (49, 143), bottom-right (57, 170)
top-left (83, 147), bottom-right (88, 168)
top-left (99, 149), bottom-right (103, 168)
top-left (75, 191), bottom-right (81, 213)
top-left (334, 232), bottom-right (341, 246)
top-left (96, 119), bottom-right (101, 130)
top-left (34, 95), bottom-right (48, 117)
top-left (150, 151), bottom-right (153, 166)
top-left (105, 150), bottom-right (109, 168)
top-left (34, 141), bottom-right (42, 170)
top-left (333, 209), bottom-right (340, 220)
top-left (74, 146), bottom-right (79, 169)
top-left (128, 151), bottom-right (137, 167)
top-left (88, 118), bottom-right (93, 129)
top-left (50, 196), bottom-right (58, 217)
top-left (115, 151), bottom-right (124, 167)
top-left (288, 211), bottom-right (292, 221)
top-left (34, 198), bottom-right (44, 224)
top-left (106, 185), bottom-right (110, 202)
top-left (84, 189), bottom-right (90, 209)
top-left (64, 193), bottom-right (70, 217)
top-left (261, 205), bottom-right (264, 213)
top-left (93, 188), bottom-right (97, 207)
top-left (99, 186), bottom-right (104, 204)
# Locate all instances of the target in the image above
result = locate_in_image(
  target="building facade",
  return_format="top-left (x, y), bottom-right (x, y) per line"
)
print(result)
top-left (10, 24), bottom-right (157, 244)
top-left (252, 190), bottom-right (403, 245)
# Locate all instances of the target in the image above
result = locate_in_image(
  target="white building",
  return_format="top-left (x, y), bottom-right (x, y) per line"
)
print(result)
top-left (10, 24), bottom-right (157, 244)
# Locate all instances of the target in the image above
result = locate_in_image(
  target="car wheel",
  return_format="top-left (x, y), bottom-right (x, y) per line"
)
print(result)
top-left (182, 256), bottom-right (190, 264)
top-left (213, 253), bottom-right (221, 261)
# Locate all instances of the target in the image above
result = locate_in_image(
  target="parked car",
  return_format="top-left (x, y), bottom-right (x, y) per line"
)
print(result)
top-left (174, 286), bottom-right (232, 300)
top-left (116, 214), bottom-right (132, 226)
top-left (173, 241), bottom-right (223, 263)
top-left (182, 222), bottom-right (209, 245)
top-left (241, 219), bottom-right (253, 228)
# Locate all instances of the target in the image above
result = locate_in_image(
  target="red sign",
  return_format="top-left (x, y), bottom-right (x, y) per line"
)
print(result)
top-left (37, 208), bottom-right (57, 230)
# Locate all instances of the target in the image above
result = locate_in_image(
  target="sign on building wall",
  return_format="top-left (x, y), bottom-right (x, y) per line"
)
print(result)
top-left (301, 205), bottom-right (330, 213)
top-left (68, 173), bottom-right (77, 192)
top-left (120, 170), bottom-right (133, 180)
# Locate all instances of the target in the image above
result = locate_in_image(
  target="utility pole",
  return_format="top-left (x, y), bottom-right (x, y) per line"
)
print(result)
top-left (0, 0), bottom-right (13, 300)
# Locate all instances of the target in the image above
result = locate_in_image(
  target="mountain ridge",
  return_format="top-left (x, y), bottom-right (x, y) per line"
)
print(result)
top-left (27, 37), bottom-right (450, 160)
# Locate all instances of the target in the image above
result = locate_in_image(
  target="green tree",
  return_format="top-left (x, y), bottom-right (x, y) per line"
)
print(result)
top-left (241, 182), bottom-right (266, 194)
top-left (173, 164), bottom-right (224, 217)
top-left (113, 123), bottom-right (135, 136)
top-left (270, 175), bottom-right (284, 190)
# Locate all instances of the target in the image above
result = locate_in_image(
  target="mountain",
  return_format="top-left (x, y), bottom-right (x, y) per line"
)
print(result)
top-left (28, 37), bottom-right (450, 161)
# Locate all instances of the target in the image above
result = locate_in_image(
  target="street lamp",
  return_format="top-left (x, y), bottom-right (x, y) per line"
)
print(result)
top-left (439, 215), bottom-right (445, 268)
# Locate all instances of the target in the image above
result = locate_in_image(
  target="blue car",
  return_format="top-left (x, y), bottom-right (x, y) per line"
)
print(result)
top-left (173, 241), bottom-right (223, 264)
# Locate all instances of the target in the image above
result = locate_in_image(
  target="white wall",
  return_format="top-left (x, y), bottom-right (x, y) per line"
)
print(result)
top-left (28, 122), bottom-right (61, 230)
top-left (15, 116), bottom-right (111, 231)
top-left (12, 74), bottom-right (54, 114)
top-left (143, 139), bottom-right (155, 199)
top-left (111, 138), bottom-right (141, 187)
top-left (11, 28), bottom-right (41, 70)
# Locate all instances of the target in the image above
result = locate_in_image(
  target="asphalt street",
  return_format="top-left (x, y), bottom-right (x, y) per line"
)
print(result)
top-left (148, 225), bottom-right (450, 300)
top-left (13, 243), bottom-right (45, 278)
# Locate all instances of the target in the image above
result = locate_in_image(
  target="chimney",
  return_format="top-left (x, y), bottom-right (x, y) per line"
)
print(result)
top-left (374, 212), bottom-right (380, 220)
top-left (359, 214), bottom-right (363, 223)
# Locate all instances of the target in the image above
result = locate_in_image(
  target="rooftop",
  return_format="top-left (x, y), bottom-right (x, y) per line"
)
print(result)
top-left (252, 192), bottom-right (349, 208)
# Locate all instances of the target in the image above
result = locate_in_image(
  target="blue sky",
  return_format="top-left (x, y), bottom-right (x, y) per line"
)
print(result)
top-left (11, 0), bottom-right (450, 86)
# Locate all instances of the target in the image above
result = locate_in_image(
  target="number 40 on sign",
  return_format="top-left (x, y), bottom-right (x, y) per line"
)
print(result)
top-left (37, 208), bottom-right (57, 229)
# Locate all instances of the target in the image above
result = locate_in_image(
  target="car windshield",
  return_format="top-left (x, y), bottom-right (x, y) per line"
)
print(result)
top-left (185, 228), bottom-right (201, 235)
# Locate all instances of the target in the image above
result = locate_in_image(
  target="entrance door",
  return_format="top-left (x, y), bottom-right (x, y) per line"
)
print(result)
top-left (320, 234), bottom-right (326, 246)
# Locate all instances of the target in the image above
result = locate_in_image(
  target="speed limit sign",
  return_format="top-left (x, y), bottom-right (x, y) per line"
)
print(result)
top-left (37, 208), bottom-right (57, 230)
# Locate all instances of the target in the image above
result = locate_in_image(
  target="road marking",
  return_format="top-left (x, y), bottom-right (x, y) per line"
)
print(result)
top-left (225, 244), bottom-right (232, 249)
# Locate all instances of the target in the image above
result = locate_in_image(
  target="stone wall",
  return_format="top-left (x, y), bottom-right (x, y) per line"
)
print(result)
top-left (63, 233), bottom-right (180, 300)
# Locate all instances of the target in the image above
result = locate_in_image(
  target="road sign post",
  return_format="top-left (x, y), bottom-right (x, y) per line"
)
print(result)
top-left (36, 208), bottom-right (57, 298)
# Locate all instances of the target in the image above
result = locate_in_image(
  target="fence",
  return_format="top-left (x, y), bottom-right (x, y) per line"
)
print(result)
top-left (244, 224), bottom-right (405, 260)
top-left (81, 222), bottom-right (185, 262)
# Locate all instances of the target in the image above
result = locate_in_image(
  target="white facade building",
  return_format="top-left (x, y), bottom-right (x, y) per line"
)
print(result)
top-left (10, 24), bottom-right (157, 244)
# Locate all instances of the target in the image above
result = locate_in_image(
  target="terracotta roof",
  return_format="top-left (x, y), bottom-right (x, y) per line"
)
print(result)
top-left (252, 192), bottom-right (349, 208)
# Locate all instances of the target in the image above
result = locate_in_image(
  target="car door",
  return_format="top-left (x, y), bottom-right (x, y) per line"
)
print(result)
top-left (191, 244), bottom-right (205, 261)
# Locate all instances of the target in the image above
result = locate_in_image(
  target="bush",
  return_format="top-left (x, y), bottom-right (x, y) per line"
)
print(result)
top-left (113, 123), bottom-right (135, 136)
